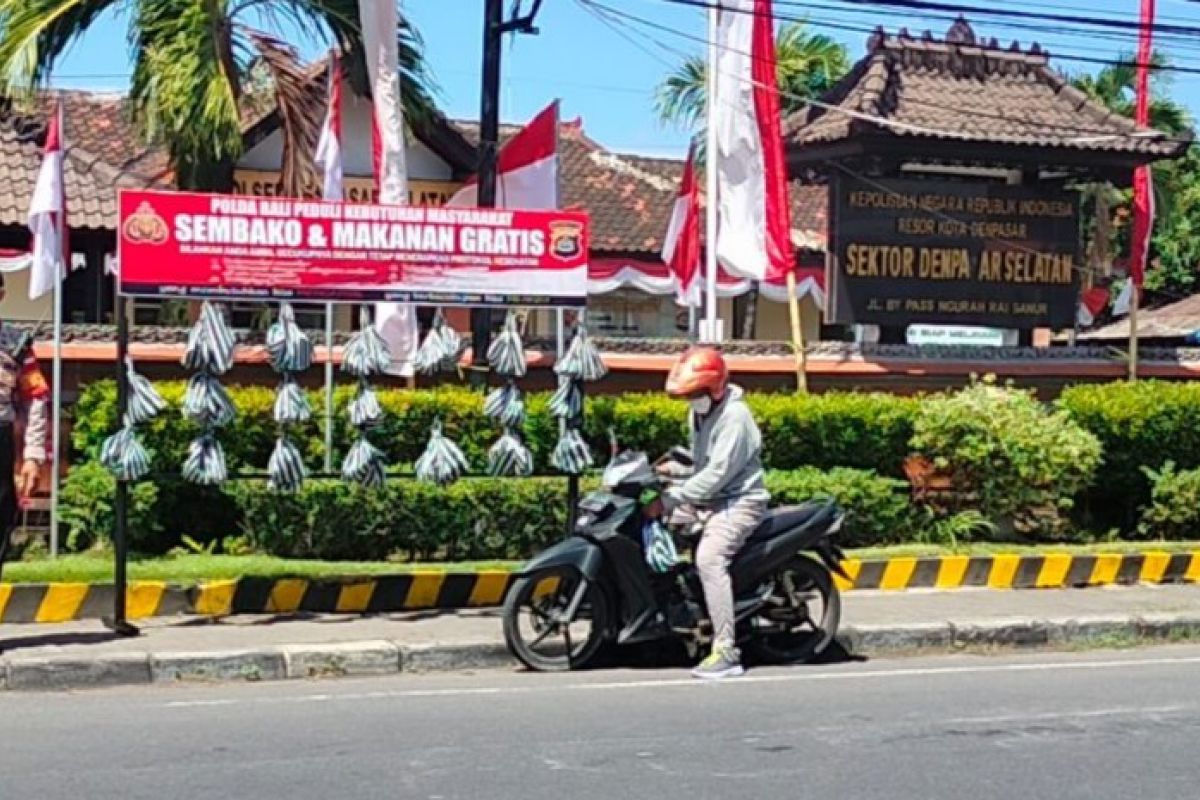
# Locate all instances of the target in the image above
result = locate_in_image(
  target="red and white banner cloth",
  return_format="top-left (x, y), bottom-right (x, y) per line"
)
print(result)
top-left (359, 0), bottom-right (417, 376)
top-left (712, 0), bottom-right (794, 285)
top-left (447, 101), bottom-right (559, 210)
top-left (28, 100), bottom-right (66, 300)
top-left (661, 146), bottom-right (701, 306)
top-left (315, 54), bottom-right (344, 202)
top-left (1129, 0), bottom-right (1156, 290)
top-left (588, 259), bottom-right (822, 305)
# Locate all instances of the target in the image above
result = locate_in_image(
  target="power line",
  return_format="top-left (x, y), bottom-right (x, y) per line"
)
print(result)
top-left (650, 0), bottom-right (1200, 75)
top-left (581, 0), bottom-right (1197, 301)
top-left (595, 0), bottom-right (1194, 146)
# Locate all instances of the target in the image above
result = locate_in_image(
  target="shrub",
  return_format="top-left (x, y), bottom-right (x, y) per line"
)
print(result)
top-left (751, 392), bottom-right (917, 475)
top-left (59, 461), bottom-right (162, 552)
top-left (911, 380), bottom-right (1102, 537)
top-left (73, 381), bottom-right (918, 476)
top-left (1059, 381), bottom-right (1200, 530)
top-left (1139, 462), bottom-right (1200, 540)
top-left (765, 468), bottom-right (916, 548)
top-left (228, 478), bottom-right (572, 561)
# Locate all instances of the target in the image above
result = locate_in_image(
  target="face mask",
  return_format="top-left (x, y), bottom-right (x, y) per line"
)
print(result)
top-left (689, 395), bottom-right (713, 416)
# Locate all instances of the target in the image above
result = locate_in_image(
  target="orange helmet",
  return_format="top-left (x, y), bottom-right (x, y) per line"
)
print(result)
top-left (666, 347), bottom-right (728, 398)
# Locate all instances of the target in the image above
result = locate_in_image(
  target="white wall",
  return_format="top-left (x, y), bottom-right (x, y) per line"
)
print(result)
top-left (238, 84), bottom-right (453, 180)
top-left (0, 269), bottom-right (53, 322)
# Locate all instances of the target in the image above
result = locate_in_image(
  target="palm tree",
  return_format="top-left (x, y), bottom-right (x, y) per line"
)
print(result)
top-left (1073, 53), bottom-right (1192, 137)
top-left (1073, 52), bottom-right (1195, 300)
top-left (0, 0), bottom-right (436, 191)
top-left (655, 21), bottom-right (848, 339)
top-left (655, 21), bottom-right (849, 133)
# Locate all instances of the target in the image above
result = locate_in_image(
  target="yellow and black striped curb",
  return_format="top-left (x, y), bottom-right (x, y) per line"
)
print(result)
top-left (2, 552), bottom-right (1199, 623)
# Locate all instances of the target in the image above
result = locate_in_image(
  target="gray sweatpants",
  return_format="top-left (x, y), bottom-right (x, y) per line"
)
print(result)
top-left (670, 496), bottom-right (767, 650)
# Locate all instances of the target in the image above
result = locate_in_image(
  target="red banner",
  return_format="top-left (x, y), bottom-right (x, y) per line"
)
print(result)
top-left (117, 190), bottom-right (589, 306)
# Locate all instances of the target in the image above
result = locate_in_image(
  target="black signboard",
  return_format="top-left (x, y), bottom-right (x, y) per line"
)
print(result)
top-left (828, 176), bottom-right (1080, 329)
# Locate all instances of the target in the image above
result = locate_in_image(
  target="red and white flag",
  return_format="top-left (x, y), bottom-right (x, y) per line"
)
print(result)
top-left (447, 101), bottom-right (559, 210)
top-left (359, 0), bottom-right (407, 205)
top-left (1077, 286), bottom-right (1111, 327)
top-left (28, 101), bottom-right (66, 300)
top-left (661, 145), bottom-right (701, 306)
top-left (1129, 0), bottom-right (1156, 290)
top-left (712, 0), bottom-right (793, 284)
top-left (314, 54), bottom-right (344, 202)
top-left (359, 1), bottom-right (416, 376)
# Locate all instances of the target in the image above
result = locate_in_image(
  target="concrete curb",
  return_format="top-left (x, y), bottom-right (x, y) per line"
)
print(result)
top-left (5, 613), bottom-right (1200, 692)
top-left (4, 550), bottom-right (1200, 624)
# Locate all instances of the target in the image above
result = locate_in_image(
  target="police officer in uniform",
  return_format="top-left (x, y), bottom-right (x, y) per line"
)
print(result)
top-left (0, 273), bottom-right (51, 584)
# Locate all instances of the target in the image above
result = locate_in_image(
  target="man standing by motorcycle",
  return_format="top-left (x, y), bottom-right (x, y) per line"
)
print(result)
top-left (649, 347), bottom-right (768, 679)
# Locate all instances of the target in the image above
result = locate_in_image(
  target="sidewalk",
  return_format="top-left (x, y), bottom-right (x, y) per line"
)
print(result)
top-left (3, 584), bottom-right (1200, 691)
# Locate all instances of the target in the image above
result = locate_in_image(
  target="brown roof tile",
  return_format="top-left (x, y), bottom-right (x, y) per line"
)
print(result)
top-left (787, 24), bottom-right (1192, 160)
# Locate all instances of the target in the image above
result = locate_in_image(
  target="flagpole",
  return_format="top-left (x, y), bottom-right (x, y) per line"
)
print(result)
top-left (702, 2), bottom-right (720, 344)
top-left (324, 302), bottom-right (335, 471)
top-left (1129, 284), bottom-right (1139, 381)
top-left (786, 273), bottom-right (808, 393)
top-left (49, 263), bottom-right (62, 557)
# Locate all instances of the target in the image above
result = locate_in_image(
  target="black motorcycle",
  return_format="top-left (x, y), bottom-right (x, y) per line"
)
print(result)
top-left (502, 448), bottom-right (849, 671)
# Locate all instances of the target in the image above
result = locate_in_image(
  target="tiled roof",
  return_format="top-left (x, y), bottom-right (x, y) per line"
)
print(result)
top-left (0, 92), bottom-right (171, 231)
top-left (786, 22), bottom-right (1192, 160)
top-left (13, 321), bottom-right (1200, 367)
top-left (1079, 293), bottom-right (1200, 342)
top-left (0, 89), bottom-right (830, 252)
top-left (456, 117), bottom-right (828, 256)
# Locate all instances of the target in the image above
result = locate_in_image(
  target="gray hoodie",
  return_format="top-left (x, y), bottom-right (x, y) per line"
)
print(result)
top-left (662, 384), bottom-right (769, 510)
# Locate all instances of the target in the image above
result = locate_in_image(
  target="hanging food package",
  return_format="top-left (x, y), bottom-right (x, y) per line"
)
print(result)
top-left (414, 419), bottom-right (470, 486)
top-left (547, 376), bottom-right (583, 420)
top-left (182, 433), bottom-right (228, 485)
top-left (486, 312), bottom-right (526, 377)
top-left (487, 430), bottom-right (534, 477)
top-left (551, 428), bottom-right (594, 475)
top-left (555, 325), bottom-right (607, 382)
top-left (341, 307), bottom-right (392, 377)
top-left (342, 436), bottom-right (387, 489)
top-left (266, 302), bottom-right (314, 373)
top-left (123, 357), bottom-right (167, 426)
top-left (100, 426), bottom-right (152, 482)
top-left (348, 381), bottom-right (385, 428)
top-left (273, 375), bottom-right (312, 425)
top-left (182, 372), bottom-right (236, 428)
top-left (182, 301), bottom-right (236, 375)
top-left (483, 381), bottom-right (526, 428)
top-left (268, 436), bottom-right (308, 493)
top-left (413, 310), bottom-right (462, 375)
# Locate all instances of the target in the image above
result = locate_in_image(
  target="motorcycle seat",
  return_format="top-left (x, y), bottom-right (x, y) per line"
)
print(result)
top-left (746, 501), bottom-right (838, 545)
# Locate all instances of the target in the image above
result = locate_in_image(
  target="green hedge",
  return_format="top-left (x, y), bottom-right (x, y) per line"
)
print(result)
top-left (73, 380), bottom-right (917, 476)
top-left (1059, 381), bottom-right (1200, 529)
top-left (63, 464), bottom-right (911, 560)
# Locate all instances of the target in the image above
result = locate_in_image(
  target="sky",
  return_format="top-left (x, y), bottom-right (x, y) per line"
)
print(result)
top-left (49, 0), bottom-right (1200, 160)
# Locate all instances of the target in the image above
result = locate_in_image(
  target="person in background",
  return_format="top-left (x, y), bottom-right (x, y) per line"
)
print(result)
top-left (0, 273), bottom-right (50, 587)
top-left (650, 346), bottom-right (769, 680)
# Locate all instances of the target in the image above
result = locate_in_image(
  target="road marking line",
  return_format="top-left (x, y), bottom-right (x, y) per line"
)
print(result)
top-left (945, 705), bottom-right (1186, 726)
top-left (155, 654), bottom-right (1200, 709)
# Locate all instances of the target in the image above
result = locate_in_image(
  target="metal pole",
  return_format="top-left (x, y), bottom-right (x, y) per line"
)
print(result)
top-left (1129, 284), bottom-right (1140, 381)
top-left (49, 269), bottom-right (62, 558)
top-left (105, 296), bottom-right (137, 636)
top-left (702, 1), bottom-right (721, 344)
top-left (470, 0), bottom-right (504, 389)
top-left (323, 301), bottom-right (335, 472)
top-left (786, 271), bottom-right (808, 393)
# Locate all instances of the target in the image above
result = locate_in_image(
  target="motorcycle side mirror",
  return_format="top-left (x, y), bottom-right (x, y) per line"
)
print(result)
top-left (607, 426), bottom-right (620, 457)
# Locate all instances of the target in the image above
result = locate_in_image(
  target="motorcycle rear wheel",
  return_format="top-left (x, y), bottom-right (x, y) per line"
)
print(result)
top-left (746, 555), bottom-right (841, 665)
top-left (503, 568), bottom-right (610, 672)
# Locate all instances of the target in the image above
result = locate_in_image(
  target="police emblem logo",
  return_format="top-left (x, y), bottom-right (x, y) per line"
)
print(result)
top-left (122, 202), bottom-right (169, 245)
top-left (548, 220), bottom-right (583, 260)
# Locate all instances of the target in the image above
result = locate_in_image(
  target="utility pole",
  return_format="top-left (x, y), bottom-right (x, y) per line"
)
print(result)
top-left (471, 0), bottom-right (543, 388)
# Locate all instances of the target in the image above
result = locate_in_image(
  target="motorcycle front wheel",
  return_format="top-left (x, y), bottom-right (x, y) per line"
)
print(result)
top-left (502, 568), bottom-right (610, 672)
top-left (746, 555), bottom-right (841, 665)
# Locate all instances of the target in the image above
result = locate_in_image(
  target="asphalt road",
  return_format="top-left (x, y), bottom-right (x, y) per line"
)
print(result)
top-left (4, 646), bottom-right (1200, 800)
